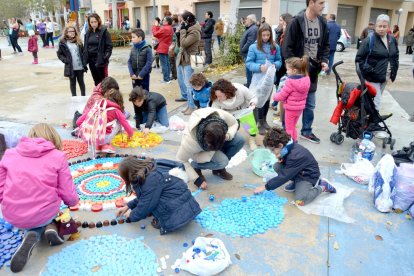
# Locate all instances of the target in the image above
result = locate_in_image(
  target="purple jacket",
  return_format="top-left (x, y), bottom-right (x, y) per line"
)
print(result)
top-left (274, 75), bottom-right (310, 111)
top-left (37, 22), bottom-right (46, 35)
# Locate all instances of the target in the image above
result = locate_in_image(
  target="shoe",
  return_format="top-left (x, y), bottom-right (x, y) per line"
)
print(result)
top-left (18, 52), bottom-right (24, 56)
top-left (101, 144), bottom-right (116, 154)
top-left (160, 80), bottom-right (171, 84)
top-left (212, 168), bottom-right (233, 180)
top-left (45, 45), bottom-right (49, 48)
top-left (258, 119), bottom-right (269, 135)
top-left (380, 113), bottom-right (393, 121)
top-left (44, 223), bottom-right (65, 246)
top-left (262, 120), bottom-right (271, 131)
top-left (175, 97), bottom-right (187, 102)
top-left (10, 231), bottom-right (38, 273)
top-left (319, 178), bottom-right (336, 193)
top-left (283, 182), bottom-right (296, 192)
top-left (248, 136), bottom-right (257, 151)
top-left (12, 51), bottom-right (17, 54)
top-left (184, 107), bottom-right (196, 115)
top-left (181, 106), bottom-right (189, 113)
top-left (300, 133), bottom-right (321, 144)
top-left (32, 58), bottom-right (38, 64)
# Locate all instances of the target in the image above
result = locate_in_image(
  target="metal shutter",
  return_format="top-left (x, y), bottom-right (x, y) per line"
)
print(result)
top-left (337, 5), bottom-right (358, 43)
top-left (133, 7), bottom-right (141, 29)
top-left (146, 5), bottom-right (158, 34)
top-left (195, 1), bottom-right (220, 24)
top-left (280, 0), bottom-right (306, 17)
top-left (238, 0), bottom-right (262, 22)
top-left (370, 8), bottom-right (389, 24)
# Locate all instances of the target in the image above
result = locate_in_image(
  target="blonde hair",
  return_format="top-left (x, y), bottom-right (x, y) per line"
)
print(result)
top-left (28, 123), bottom-right (63, 150)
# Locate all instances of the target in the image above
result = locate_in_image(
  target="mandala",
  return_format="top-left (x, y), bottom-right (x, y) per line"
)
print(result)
top-left (112, 131), bottom-right (163, 149)
top-left (62, 139), bottom-right (88, 159)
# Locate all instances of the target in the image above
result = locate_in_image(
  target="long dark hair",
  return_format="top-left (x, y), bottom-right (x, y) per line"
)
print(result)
top-left (118, 157), bottom-right (156, 194)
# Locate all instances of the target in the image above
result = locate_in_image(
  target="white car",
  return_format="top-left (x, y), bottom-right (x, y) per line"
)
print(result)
top-left (336, 29), bottom-right (351, 52)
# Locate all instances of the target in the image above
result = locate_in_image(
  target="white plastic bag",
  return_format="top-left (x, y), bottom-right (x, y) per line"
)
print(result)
top-left (177, 237), bottom-right (231, 276)
top-left (339, 158), bottom-right (375, 185)
top-left (139, 122), bottom-right (168, 133)
top-left (368, 154), bottom-right (397, 213)
top-left (69, 96), bottom-right (88, 120)
top-left (249, 61), bottom-right (276, 108)
top-left (393, 163), bottom-right (414, 212)
top-left (169, 115), bottom-right (187, 131)
top-left (0, 128), bottom-right (24, 148)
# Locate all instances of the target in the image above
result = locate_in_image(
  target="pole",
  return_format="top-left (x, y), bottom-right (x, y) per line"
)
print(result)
top-left (112, 0), bottom-right (118, 30)
top-left (397, 14), bottom-right (400, 26)
top-left (152, 0), bottom-right (156, 20)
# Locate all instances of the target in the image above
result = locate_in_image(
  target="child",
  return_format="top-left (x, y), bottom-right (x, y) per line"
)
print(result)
top-left (82, 76), bottom-right (119, 114)
top-left (28, 30), bottom-right (38, 64)
top-left (189, 73), bottom-right (212, 108)
top-left (116, 156), bottom-right (201, 235)
top-left (128, 28), bottom-right (153, 91)
top-left (77, 89), bottom-right (134, 154)
top-left (0, 123), bottom-right (79, 273)
top-left (129, 86), bottom-right (168, 135)
top-left (273, 56), bottom-right (310, 142)
top-left (253, 127), bottom-right (336, 206)
top-left (57, 26), bottom-right (87, 97)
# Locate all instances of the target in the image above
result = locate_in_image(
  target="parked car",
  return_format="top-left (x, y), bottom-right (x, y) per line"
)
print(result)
top-left (336, 29), bottom-right (351, 52)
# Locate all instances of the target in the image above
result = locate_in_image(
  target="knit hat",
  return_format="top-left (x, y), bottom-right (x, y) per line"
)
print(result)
top-left (28, 30), bottom-right (35, 36)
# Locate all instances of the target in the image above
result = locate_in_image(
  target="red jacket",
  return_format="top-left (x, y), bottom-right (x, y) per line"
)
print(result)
top-left (152, 24), bottom-right (173, 54)
top-left (28, 36), bottom-right (38, 52)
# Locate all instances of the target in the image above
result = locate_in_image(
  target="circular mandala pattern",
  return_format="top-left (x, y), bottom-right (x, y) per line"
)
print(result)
top-left (78, 173), bottom-right (124, 197)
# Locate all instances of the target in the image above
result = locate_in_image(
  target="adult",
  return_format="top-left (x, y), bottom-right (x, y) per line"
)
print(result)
top-left (83, 13), bottom-right (113, 86)
top-left (201, 11), bottom-right (215, 65)
top-left (169, 15), bottom-right (180, 80)
top-left (355, 14), bottom-right (399, 113)
top-left (239, 14), bottom-right (258, 87)
top-left (282, 0), bottom-right (330, 144)
top-left (45, 17), bottom-right (55, 48)
top-left (176, 108), bottom-right (245, 190)
top-left (25, 19), bottom-right (34, 33)
top-left (392, 25), bottom-right (400, 44)
top-left (406, 26), bottom-right (414, 54)
top-left (215, 18), bottom-right (224, 47)
top-left (326, 14), bottom-right (341, 75)
top-left (136, 18), bottom-right (141, 29)
top-left (175, 11), bottom-right (201, 115)
top-left (36, 19), bottom-right (47, 47)
top-left (152, 16), bottom-right (174, 83)
top-left (358, 22), bottom-right (375, 49)
top-left (10, 18), bottom-right (23, 55)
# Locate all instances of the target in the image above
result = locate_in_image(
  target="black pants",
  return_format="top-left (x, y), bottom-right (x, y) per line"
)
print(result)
top-left (10, 36), bottom-right (22, 52)
top-left (32, 52), bottom-right (38, 58)
top-left (40, 33), bottom-right (47, 47)
top-left (70, 70), bottom-right (86, 96)
top-left (258, 99), bottom-right (271, 120)
top-left (46, 32), bottom-right (54, 46)
top-left (170, 55), bottom-right (177, 79)
top-left (406, 46), bottom-right (413, 54)
top-left (89, 62), bottom-right (106, 86)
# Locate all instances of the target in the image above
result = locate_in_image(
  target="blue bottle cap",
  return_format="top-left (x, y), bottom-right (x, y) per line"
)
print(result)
top-left (183, 242), bottom-right (188, 247)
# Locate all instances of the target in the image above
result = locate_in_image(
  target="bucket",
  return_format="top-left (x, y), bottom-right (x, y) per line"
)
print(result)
top-left (248, 148), bottom-right (277, 177)
top-left (233, 108), bottom-right (259, 136)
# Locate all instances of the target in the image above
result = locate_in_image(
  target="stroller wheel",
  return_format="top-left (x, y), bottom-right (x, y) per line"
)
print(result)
top-left (330, 133), bottom-right (337, 143)
top-left (335, 134), bottom-right (344, 145)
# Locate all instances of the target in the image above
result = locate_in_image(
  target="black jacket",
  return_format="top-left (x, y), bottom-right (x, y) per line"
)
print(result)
top-left (355, 33), bottom-right (399, 83)
top-left (83, 26), bottom-right (113, 67)
top-left (57, 40), bottom-right (87, 78)
top-left (201, 18), bottom-right (215, 39)
top-left (127, 168), bottom-right (201, 234)
top-left (128, 44), bottom-right (152, 78)
top-left (240, 24), bottom-right (258, 58)
top-left (265, 143), bottom-right (321, 191)
top-left (134, 91), bottom-right (167, 129)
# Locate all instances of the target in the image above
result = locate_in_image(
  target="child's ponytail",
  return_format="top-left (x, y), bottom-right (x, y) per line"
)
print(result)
top-left (285, 55), bottom-right (309, 76)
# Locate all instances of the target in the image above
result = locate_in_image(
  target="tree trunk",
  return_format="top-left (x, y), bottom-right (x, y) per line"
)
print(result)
top-left (112, 0), bottom-right (118, 30)
top-left (228, 0), bottom-right (240, 34)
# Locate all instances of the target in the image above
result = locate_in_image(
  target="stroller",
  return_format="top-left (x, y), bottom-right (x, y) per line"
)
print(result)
top-left (329, 61), bottom-right (395, 150)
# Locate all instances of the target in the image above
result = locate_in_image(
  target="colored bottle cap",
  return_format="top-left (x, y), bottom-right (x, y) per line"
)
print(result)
top-left (69, 204), bottom-right (79, 211)
top-left (140, 224), bottom-right (145, 229)
top-left (91, 203), bottom-right (103, 212)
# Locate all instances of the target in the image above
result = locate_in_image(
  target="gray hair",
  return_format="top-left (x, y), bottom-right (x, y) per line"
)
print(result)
top-left (247, 14), bottom-right (256, 23)
top-left (376, 14), bottom-right (390, 24)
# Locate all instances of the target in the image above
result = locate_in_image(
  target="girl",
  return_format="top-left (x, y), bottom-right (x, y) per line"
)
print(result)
top-left (83, 76), bottom-right (119, 114)
top-left (129, 86), bottom-right (169, 135)
top-left (246, 23), bottom-right (282, 135)
top-left (10, 18), bottom-right (23, 55)
top-left (210, 78), bottom-right (258, 150)
top-left (57, 26), bottom-right (87, 97)
top-left (273, 56), bottom-right (310, 142)
top-left (36, 19), bottom-right (47, 47)
top-left (0, 123), bottom-right (79, 273)
top-left (77, 89), bottom-right (133, 154)
top-left (83, 13), bottom-right (113, 86)
top-left (45, 17), bottom-right (54, 48)
top-left (116, 156), bottom-right (201, 235)
top-left (28, 30), bottom-right (38, 64)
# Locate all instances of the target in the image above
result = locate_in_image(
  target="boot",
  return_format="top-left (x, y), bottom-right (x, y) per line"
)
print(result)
top-left (184, 107), bottom-right (197, 116)
top-left (212, 168), bottom-right (233, 180)
top-left (32, 58), bottom-right (38, 64)
top-left (258, 119), bottom-right (268, 135)
top-left (248, 136), bottom-right (257, 151)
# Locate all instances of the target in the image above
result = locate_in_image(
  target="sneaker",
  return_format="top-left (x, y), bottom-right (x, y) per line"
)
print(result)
top-left (160, 80), bottom-right (171, 84)
top-left (10, 231), bottom-right (38, 273)
top-left (283, 182), bottom-right (296, 192)
top-left (300, 133), bottom-right (321, 144)
top-left (44, 223), bottom-right (65, 246)
top-left (319, 178), bottom-right (336, 193)
top-left (101, 144), bottom-right (116, 154)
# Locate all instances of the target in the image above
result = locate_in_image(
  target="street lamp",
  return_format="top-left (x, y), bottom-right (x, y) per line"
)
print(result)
top-left (396, 8), bottom-right (403, 26)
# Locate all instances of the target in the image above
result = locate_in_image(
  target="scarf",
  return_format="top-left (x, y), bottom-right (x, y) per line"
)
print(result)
top-left (196, 113), bottom-right (228, 151)
top-left (134, 40), bottom-right (146, 50)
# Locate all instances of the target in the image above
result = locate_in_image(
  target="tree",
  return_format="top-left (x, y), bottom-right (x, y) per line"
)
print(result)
top-left (0, 0), bottom-right (31, 21)
top-left (228, 0), bottom-right (240, 34)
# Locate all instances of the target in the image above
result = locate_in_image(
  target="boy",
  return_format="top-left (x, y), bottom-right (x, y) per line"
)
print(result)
top-left (128, 28), bottom-right (153, 91)
top-left (254, 127), bottom-right (336, 206)
top-left (189, 73), bottom-right (212, 108)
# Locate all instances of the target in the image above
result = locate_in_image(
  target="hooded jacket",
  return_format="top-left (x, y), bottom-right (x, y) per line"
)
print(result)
top-left (152, 24), bottom-right (174, 54)
top-left (273, 75), bottom-right (310, 111)
top-left (201, 18), bottom-right (216, 39)
top-left (178, 23), bottom-right (201, 66)
top-left (57, 39), bottom-right (87, 78)
top-left (0, 137), bottom-right (79, 229)
top-left (83, 26), bottom-right (113, 67)
top-left (211, 83), bottom-right (257, 112)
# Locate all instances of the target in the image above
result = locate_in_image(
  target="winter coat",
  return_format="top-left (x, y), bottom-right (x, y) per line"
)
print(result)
top-left (273, 75), bottom-right (310, 111)
top-left (355, 32), bottom-right (399, 83)
top-left (77, 99), bottom-right (134, 137)
top-left (83, 26), bottom-right (113, 67)
top-left (215, 20), bottom-right (224, 36)
top-left (327, 20), bottom-right (341, 51)
top-left (405, 29), bottom-right (414, 47)
top-left (37, 22), bottom-right (46, 35)
top-left (57, 40), bottom-right (87, 78)
top-left (240, 24), bottom-right (258, 58)
top-left (201, 18), bottom-right (216, 39)
top-left (127, 43), bottom-right (153, 78)
top-left (211, 83), bottom-right (257, 112)
top-left (178, 23), bottom-right (202, 66)
top-left (152, 24), bottom-right (174, 54)
top-left (133, 91), bottom-right (167, 129)
top-left (245, 41), bottom-right (282, 73)
top-left (127, 168), bottom-right (201, 234)
top-left (193, 81), bottom-right (212, 108)
top-left (176, 108), bottom-right (239, 181)
top-left (0, 137), bottom-right (79, 229)
top-left (82, 83), bottom-right (103, 114)
top-left (265, 142), bottom-right (321, 190)
top-left (28, 36), bottom-right (38, 52)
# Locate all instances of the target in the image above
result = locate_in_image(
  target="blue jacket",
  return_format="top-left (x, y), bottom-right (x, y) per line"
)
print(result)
top-left (327, 20), bottom-right (341, 51)
top-left (245, 41), bottom-right (282, 73)
top-left (127, 167), bottom-right (201, 234)
top-left (240, 24), bottom-right (258, 58)
top-left (192, 81), bottom-right (212, 108)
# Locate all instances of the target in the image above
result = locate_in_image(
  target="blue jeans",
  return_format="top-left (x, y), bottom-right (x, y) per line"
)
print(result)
top-left (244, 57), bottom-right (252, 87)
top-left (217, 36), bottom-right (222, 47)
top-left (177, 65), bottom-right (196, 108)
top-left (327, 50), bottom-right (336, 74)
top-left (159, 53), bottom-right (170, 82)
top-left (142, 106), bottom-right (169, 127)
top-left (301, 92), bottom-right (316, 136)
top-left (191, 133), bottom-right (245, 170)
top-left (27, 217), bottom-right (55, 241)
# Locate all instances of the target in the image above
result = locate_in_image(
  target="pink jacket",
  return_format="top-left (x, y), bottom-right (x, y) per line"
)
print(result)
top-left (28, 36), bottom-right (38, 53)
top-left (0, 137), bottom-right (79, 229)
top-left (83, 83), bottom-right (104, 114)
top-left (274, 75), bottom-right (310, 111)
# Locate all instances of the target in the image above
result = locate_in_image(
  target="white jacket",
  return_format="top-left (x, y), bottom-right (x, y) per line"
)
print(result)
top-left (211, 83), bottom-right (257, 113)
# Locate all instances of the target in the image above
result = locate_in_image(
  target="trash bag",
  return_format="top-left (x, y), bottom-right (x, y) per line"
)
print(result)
top-left (338, 158), bottom-right (375, 185)
top-left (176, 237), bottom-right (231, 276)
top-left (169, 115), bottom-right (186, 131)
top-left (139, 122), bottom-right (168, 134)
top-left (393, 163), bottom-right (414, 212)
top-left (69, 96), bottom-right (88, 120)
top-left (249, 61), bottom-right (276, 108)
top-left (369, 154), bottom-right (397, 213)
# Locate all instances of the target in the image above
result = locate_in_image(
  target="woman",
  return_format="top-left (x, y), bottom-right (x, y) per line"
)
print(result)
top-left (355, 14), bottom-right (399, 120)
top-left (45, 17), bottom-right (54, 48)
top-left (83, 13), bottom-right (113, 85)
top-left (10, 18), bottom-right (23, 55)
top-left (246, 23), bottom-right (282, 135)
top-left (36, 19), bottom-right (47, 47)
top-left (215, 18), bottom-right (224, 47)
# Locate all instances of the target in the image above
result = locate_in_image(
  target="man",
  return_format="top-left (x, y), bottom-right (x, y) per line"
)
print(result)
top-left (357, 22), bottom-right (375, 49)
top-left (239, 14), bottom-right (258, 87)
top-left (136, 18), bottom-right (141, 29)
top-left (201, 11), bottom-right (215, 65)
top-left (326, 14), bottom-right (341, 75)
top-left (282, 0), bottom-right (330, 144)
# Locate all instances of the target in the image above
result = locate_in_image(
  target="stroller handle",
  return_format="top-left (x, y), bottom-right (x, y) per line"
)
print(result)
top-left (332, 60), bottom-right (344, 77)
top-left (355, 62), bottom-right (366, 91)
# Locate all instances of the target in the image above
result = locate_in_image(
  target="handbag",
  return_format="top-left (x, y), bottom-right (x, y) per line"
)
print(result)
top-left (190, 53), bottom-right (205, 71)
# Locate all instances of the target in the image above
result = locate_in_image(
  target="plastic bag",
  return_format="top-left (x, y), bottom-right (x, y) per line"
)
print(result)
top-left (393, 163), bottom-right (414, 212)
top-left (249, 61), bottom-right (276, 108)
top-left (338, 158), bottom-right (375, 185)
top-left (139, 122), bottom-right (168, 134)
top-left (0, 128), bottom-right (24, 148)
top-left (176, 237), bottom-right (231, 276)
top-left (368, 154), bottom-right (397, 213)
top-left (69, 96), bottom-right (88, 120)
top-left (169, 115), bottom-right (186, 131)
top-left (409, 204), bottom-right (414, 217)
